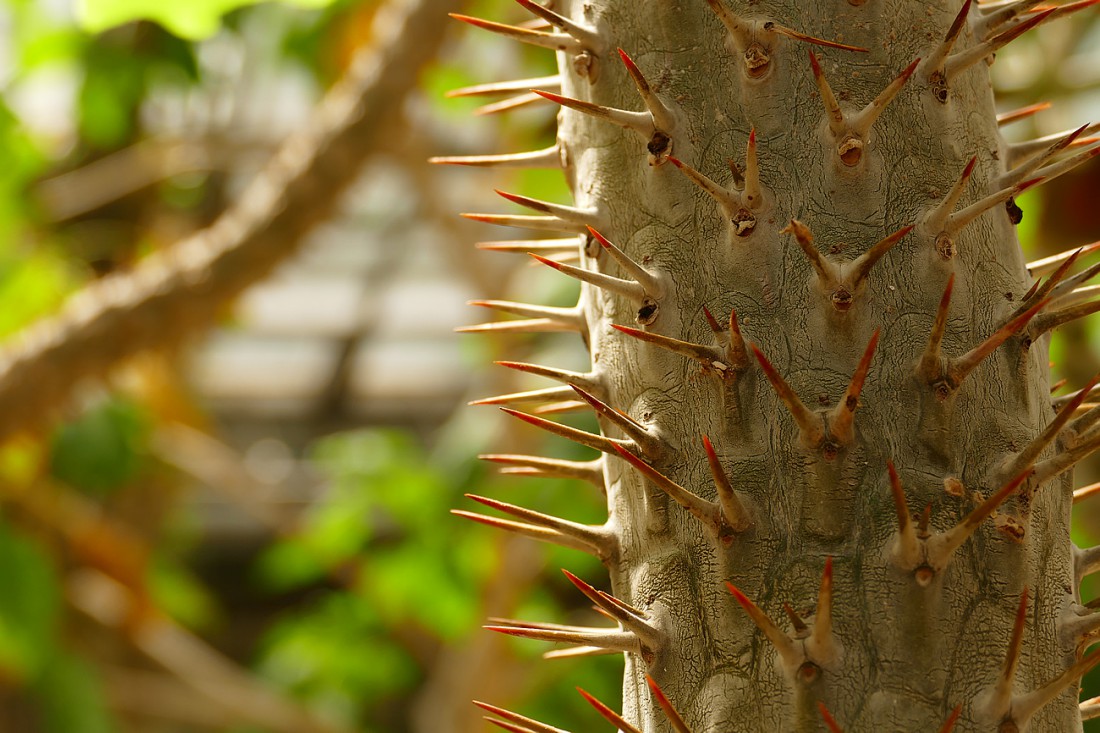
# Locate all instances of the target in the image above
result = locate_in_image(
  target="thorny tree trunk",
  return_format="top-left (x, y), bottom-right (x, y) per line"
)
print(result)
top-left (449, 1), bottom-right (1100, 731)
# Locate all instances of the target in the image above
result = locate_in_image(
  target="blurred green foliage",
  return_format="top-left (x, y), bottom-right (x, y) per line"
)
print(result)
top-left (76, 0), bottom-right (340, 40)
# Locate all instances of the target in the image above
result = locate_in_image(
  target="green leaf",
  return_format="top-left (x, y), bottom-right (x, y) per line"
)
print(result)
top-left (34, 654), bottom-right (117, 733)
top-left (0, 518), bottom-right (61, 681)
top-left (76, 0), bottom-right (340, 40)
top-left (49, 398), bottom-right (150, 496)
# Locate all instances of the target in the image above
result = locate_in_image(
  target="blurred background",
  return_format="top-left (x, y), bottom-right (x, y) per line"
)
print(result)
top-left (0, 0), bottom-right (1095, 731)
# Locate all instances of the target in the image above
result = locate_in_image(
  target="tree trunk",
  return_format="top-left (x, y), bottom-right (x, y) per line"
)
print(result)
top-left (451, 2), bottom-right (1100, 731)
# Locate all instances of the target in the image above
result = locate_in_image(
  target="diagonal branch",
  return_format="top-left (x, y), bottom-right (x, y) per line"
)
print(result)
top-left (0, 0), bottom-right (453, 443)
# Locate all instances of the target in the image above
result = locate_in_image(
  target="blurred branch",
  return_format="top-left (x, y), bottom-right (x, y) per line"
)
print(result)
top-left (68, 569), bottom-right (352, 733)
top-left (0, 0), bottom-right (458, 443)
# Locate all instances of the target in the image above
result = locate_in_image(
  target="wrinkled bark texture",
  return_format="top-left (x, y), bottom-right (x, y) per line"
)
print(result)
top-left (549, 1), bottom-right (1079, 731)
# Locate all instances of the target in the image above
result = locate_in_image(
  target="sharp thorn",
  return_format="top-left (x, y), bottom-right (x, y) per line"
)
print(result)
top-left (888, 460), bottom-right (923, 570)
top-left (477, 237), bottom-right (579, 254)
top-left (449, 13), bottom-right (585, 54)
top-left (577, 688), bottom-right (643, 733)
top-left (431, 146), bottom-right (561, 168)
top-left (828, 329), bottom-right (880, 446)
top-left (571, 386), bottom-right (665, 458)
top-left (544, 646), bottom-right (616, 660)
top-left (947, 297), bottom-right (1047, 389)
top-left (702, 435), bottom-right (752, 532)
top-left (473, 701), bottom-right (571, 733)
top-left (998, 101), bottom-right (1052, 126)
top-left (485, 623), bottom-right (641, 654)
top-left (818, 702), bottom-right (845, 733)
top-left (925, 156), bottom-right (979, 235)
top-left (922, 0), bottom-right (973, 78)
top-left (452, 510), bottom-right (607, 557)
top-left (944, 9), bottom-right (1055, 80)
top-left (742, 129), bottom-right (763, 209)
top-left (473, 92), bottom-right (546, 116)
top-left (461, 212), bottom-right (590, 235)
top-left (849, 225), bottom-right (915, 290)
top-left (766, 22), bottom-right (869, 53)
top-left (782, 219), bottom-right (841, 286)
top-left (726, 582), bottom-right (804, 672)
top-left (1008, 122), bottom-right (1100, 164)
top-left (1033, 426), bottom-right (1100, 484)
top-left (702, 0), bottom-right (753, 50)
top-left (533, 89), bottom-right (654, 138)
top-left (925, 469), bottom-right (1031, 572)
top-left (751, 342), bottom-right (827, 448)
top-left (456, 317), bottom-right (581, 334)
top-left (850, 57), bottom-right (921, 137)
top-left (939, 705), bottom-right (963, 733)
top-left (974, 0), bottom-right (1048, 38)
top-left (479, 453), bottom-right (603, 487)
top-left (530, 253), bottom-right (646, 301)
top-left (1001, 374), bottom-right (1099, 477)
top-left (1019, 141), bottom-right (1100, 193)
top-left (943, 180), bottom-right (1027, 236)
top-left (1027, 240), bottom-right (1100, 277)
top-left (1073, 481), bottom-right (1100, 505)
top-left (447, 75), bottom-right (561, 98)
top-left (611, 443), bottom-right (726, 537)
top-left (587, 226), bottom-right (663, 296)
top-left (809, 51), bottom-right (847, 137)
top-left (617, 48), bottom-right (677, 132)
top-left (472, 300), bottom-right (585, 329)
top-left (1029, 297), bottom-right (1100, 340)
top-left (495, 190), bottom-right (600, 225)
top-left (1000, 123), bottom-right (1090, 187)
top-left (983, 588), bottom-right (1030, 720)
top-left (495, 359), bottom-right (601, 391)
top-left (500, 406), bottom-right (634, 456)
top-left (561, 570), bottom-right (659, 647)
top-left (667, 156), bottom-right (742, 221)
top-left (645, 677), bottom-right (693, 733)
top-left (512, 0), bottom-right (602, 47)
top-left (1014, 247), bottom-right (1084, 315)
top-left (783, 603), bottom-right (810, 635)
top-left (470, 385), bottom-right (577, 406)
top-left (1004, 649), bottom-right (1100, 729)
top-left (612, 324), bottom-right (727, 371)
top-left (464, 494), bottom-right (612, 554)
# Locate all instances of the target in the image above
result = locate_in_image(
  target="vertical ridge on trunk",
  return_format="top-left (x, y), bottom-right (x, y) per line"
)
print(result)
top-left (451, 1), bottom-right (1100, 730)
